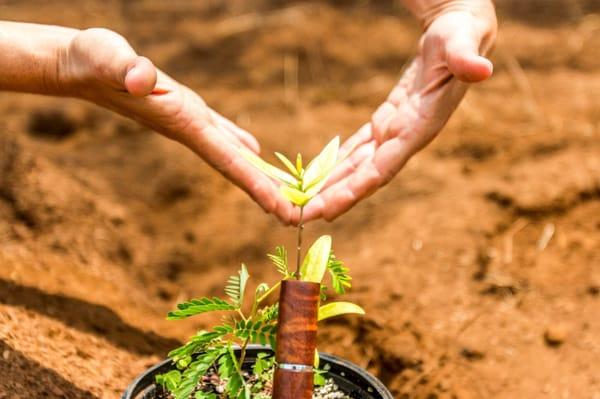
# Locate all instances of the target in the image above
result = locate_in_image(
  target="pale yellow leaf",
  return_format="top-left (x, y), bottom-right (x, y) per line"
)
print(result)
top-left (318, 302), bottom-right (365, 322)
top-left (302, 136), bottom-right (339, 193)
top-left (300, 235), bottom-right (332, 283)
top-left (239, 148), bottom-right (297, 186)
top-left (275, 152), bottom-right (300, 177)
top-left (280, 185), bottom-right (312, 206)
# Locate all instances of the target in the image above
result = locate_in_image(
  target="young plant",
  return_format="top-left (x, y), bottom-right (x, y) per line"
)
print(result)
top-left (156, 138), bottom-right (364, 399)
top-left (239, 137), bottom-right (340, 278)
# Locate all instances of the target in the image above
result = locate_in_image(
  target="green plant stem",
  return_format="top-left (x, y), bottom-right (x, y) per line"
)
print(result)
top-left (239, 288), bottom-right (263, 368)
top-left (257, 281), bottom-right (281, 304)
top-left (239, 337), bottom-right (250, 371)
top-left (295, 206), bottom-right (304, 279)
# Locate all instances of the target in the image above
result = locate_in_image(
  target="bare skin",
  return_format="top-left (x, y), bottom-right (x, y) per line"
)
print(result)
top-left (301, 0), bottom-right (497, 222)
top-left (0, 0), bottom-right (496, 225)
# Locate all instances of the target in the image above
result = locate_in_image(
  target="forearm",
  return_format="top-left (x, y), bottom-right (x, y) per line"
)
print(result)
top-left (0, 21), bottom-right (78, 95)
top-left (401, 0), bottom-right (495, 29)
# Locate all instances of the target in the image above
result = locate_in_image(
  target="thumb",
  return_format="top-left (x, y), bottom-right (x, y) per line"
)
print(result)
top-left (445, 34), bottom-right (493, 83)
top-left (74, 29), bottom-right (158, 97)
top-left (123, 56), bottom-right (157, 97)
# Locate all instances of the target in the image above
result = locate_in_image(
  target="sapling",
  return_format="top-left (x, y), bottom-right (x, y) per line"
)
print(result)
top-left (156, 137), bottom-right (364, 399)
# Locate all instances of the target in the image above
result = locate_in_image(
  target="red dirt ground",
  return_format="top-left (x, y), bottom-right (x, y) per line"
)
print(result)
top-left (0, 1), bottom-right (599, 398)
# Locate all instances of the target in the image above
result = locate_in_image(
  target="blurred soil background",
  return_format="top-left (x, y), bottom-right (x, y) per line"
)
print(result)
top-left (0, 0), bottom-right (599, 398)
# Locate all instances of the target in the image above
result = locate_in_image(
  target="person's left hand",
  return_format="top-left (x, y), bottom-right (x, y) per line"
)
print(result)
top-left (302, 6), bottom-right (497, 222)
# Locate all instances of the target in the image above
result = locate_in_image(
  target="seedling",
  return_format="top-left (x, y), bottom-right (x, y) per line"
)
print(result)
top-left (156, 138), bottom-right (364, 399)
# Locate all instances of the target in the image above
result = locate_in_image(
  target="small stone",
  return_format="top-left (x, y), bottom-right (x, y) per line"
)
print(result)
top-left (2, 350), bottom-right (9, 360)
top-left (460, 347), bottom-right (485, 361)
top-left (544, 324), bottom-right (569, 346)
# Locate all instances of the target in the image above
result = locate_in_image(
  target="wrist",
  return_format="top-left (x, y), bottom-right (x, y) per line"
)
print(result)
top-left (402, 0), bottom-right (496, 30)
top-left (0, 22), bottom-right (79, 96)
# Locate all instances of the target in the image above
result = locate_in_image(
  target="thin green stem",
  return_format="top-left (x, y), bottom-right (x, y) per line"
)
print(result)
top-left (257, 281), bottom-right (281, 304)
top-left (295, 206), bottom-right (304, 279)
top-left (236, 309), bottom-right (247, 321)
top-left (239, 337), bottom-right (250, 369)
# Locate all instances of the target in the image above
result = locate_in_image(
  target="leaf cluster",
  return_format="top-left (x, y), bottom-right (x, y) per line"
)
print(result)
top-left (240, 137), bottom-right (340, 207)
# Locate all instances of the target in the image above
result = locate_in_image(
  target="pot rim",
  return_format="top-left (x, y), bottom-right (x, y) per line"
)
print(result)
top-left (122, 344), bottom-right (392, 399)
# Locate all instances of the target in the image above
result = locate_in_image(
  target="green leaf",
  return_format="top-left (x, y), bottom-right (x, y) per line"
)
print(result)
top-left (173, 346), bottom-right (225, 399)
top-left (257, 303), bottom-right (279, 323)
top-left (280, 185), bottom-right (312, 206)
top-left (314, 368), bottom-right (327, 386)
top-left (167, 298), bottom-right (237, 320)
top-left (327, 252), bottom-right (352, 294)
top-left (275, 152), bottom-right (300, 178)
top-left (167, 328), bottom-right (230, 362)
top-left (239, 148), bottom-right (298, 186)
top-left (225, 264), bottom-right (250, 307)
top-left (218, 344), bottom-right (248, 399)
top-left (255, 283), bottom-right (269, 298)
top-left (234, 317), bottom-right (277, 346)
top-left (253, 352), bottom-right (275, 376)
top-left (155, 370), bottom-right (181, 392)
top-left (302, 136), bottom-right (339, 193)
top-left (318, 301), bottom-right (365, 322)
top-left (267, 246), bottom-right (290, 277)
top-left (300, 235), bottom-right (332, 283)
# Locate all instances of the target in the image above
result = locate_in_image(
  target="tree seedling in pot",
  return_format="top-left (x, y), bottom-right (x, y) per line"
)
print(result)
top-left (156, 137), bottom-right (364, 399)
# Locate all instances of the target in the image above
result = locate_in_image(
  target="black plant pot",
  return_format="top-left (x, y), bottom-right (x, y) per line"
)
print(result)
top-left (122, 345), bottom-right (392, 399)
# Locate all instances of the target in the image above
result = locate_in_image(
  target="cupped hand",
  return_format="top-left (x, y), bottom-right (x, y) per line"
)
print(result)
top-left (302, 5), bottom-right (497, 222)
top-left (61, 28), bottom-right (297, 224)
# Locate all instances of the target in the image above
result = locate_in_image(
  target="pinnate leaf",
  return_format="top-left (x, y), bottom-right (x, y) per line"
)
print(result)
top-left (167, 298), bottom-right (237, 320)
top-left (225, 264), bottom-right (249, 307)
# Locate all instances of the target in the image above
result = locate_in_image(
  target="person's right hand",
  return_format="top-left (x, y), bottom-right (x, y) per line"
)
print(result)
top-left (60, 28), bottom-right (297, 224)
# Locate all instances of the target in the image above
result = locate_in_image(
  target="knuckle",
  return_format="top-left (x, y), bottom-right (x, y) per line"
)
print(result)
top-left (79, 27), bottom-right (125, 45)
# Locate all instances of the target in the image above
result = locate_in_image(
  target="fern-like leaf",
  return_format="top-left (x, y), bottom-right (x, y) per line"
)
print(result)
top-left (257, 304), bottom-right (279, 324)
top-left (172, 346), bottom-right (225, 399)
top-left (218, 344), bottom-right (250, 399)
top-left (234, 320), bottom-right (277, 349)
top-left (167, 297), bottom-right (237, 320)
top-left (225, 264), bottom-right (250, 307)
top-left (327, 252), bottom-right (352, 294)
top-left (267, 246), bottom-right (290, 277)
top-left (168, 326), bottom-right (232, 362)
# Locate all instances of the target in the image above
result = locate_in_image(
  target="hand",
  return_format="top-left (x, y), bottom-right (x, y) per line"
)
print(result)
top-left (302, 2), bottom-right (497, 222)
top-left (61, 28), bottom-right (297, 224)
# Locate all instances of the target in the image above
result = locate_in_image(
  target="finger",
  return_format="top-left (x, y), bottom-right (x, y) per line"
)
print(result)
top-left (445, 34), bottom-right (493, 83)
top-left (210, 110), bottom-right (260, 154)
top-left (324, 123), bottom-right (375, 188)
top-left (324, 140), bottom-right (376, 190)
top-left (215, 140), bottom-right (293, 225)
top-left (303, 159), bottom-right (382, 222)
top-left (371, 101), bottom-right (397, 142)
top-left (124, 56), bottom-right (158, 96)
top-left (338, 123), bottom-right (373, 158)
top-left (304, 137), bottom-right (413, 222)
